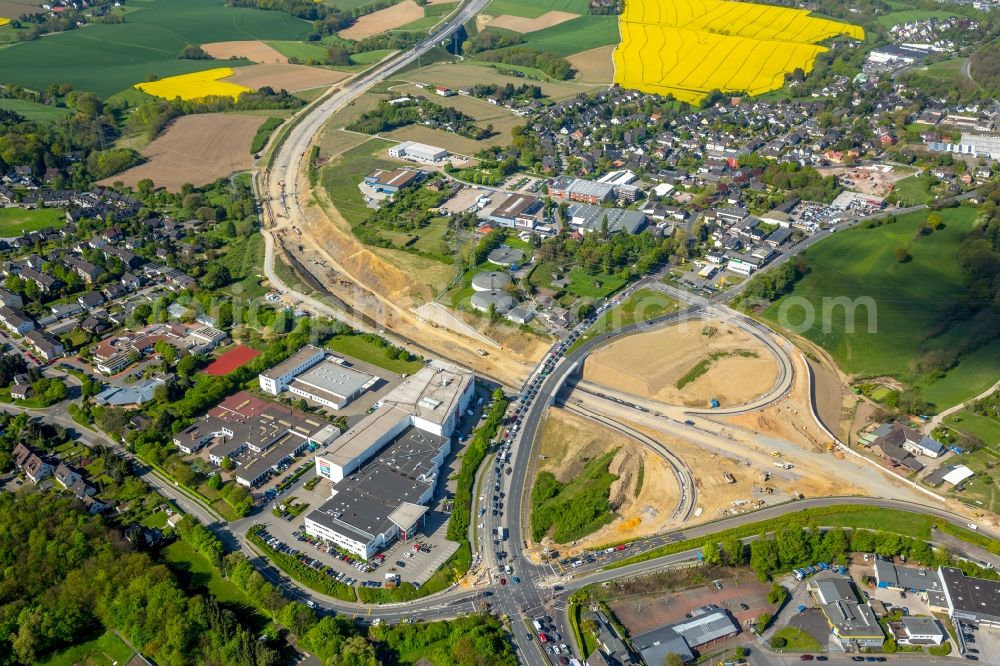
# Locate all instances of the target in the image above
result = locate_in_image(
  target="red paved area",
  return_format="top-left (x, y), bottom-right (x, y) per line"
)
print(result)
top-left (205, 344), bottom-right (261, 375)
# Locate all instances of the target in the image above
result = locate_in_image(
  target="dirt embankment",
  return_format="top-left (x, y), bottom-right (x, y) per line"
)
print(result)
top-left (583, 320), bottom-right (779, 408)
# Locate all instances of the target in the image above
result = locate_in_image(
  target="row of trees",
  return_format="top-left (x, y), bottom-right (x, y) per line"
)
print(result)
top-left (346, 99), bottom-right (494, 140)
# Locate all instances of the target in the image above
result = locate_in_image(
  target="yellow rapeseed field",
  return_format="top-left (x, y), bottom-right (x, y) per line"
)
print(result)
top-left (613, 0), bottom-right (864, 103)
top-left (134, 68), bottom-right (252, 102)
top-left (0, 18), bottom-right (10, 27)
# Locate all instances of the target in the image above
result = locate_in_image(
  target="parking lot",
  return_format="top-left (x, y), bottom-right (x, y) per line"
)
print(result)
top-left (955, 618), bottom-right (997, 662)
top-left (248, 385), bottom-right (494, 587)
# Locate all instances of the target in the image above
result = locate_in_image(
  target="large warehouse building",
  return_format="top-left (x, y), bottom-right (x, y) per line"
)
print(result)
top-left (258, 345), bottom-right (380, 410)
top-left (388, 141), bottom-right (449, 163)
top-left (305, 360), bottom-right (475, 558)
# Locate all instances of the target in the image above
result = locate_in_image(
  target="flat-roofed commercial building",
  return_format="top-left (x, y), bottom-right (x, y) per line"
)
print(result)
top-left (488, 193), bottom-right (541, 229)
top-left (305, 426), bottom-right (448, 558)
top-left (259, 345), bottom-right (326, 395)
top-left (306, 359), bottom-right (475, 557)
top-left (287, 359), bottom-right (379, 410)
top-left (172, 391), bottom-right (340, 487)
top-left (388, 141), bottom-right (448, 163)
top-left (940, 566), bottom-right (1000, 625)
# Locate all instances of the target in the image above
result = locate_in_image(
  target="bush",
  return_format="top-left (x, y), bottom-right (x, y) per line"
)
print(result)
top-left (770, 635), bottom-right (785, 648)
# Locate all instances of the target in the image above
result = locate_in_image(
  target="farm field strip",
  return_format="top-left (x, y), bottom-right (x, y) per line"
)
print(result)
top-left (135, 67), bottom-right (250, 101)
top-left (614, 0), bottom-right (864, 103)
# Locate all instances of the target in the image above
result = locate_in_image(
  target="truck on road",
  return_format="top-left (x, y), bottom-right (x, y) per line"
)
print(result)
top-left (499, 527), bottom-right (508, 541)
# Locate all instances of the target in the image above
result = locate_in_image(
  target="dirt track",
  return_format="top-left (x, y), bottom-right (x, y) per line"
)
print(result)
top-left (583, 320), bottom-right (779, 408)
top-left (100, 113), bottom-right (266, 190)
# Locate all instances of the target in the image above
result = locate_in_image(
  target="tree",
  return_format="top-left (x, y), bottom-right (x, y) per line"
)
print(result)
top-left (664, 654), bottom-right (685, 666)
top-left (702, 541), bottom-right (722, 565)
top-left (771, 635), bottom-right (786, 648)
top-left (894, 247), bottom-right (910, 263)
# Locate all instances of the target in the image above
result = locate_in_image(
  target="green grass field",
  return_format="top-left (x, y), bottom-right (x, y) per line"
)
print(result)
top-left (0, 0), bottom-right (309, 97)
top-left (349, 49), bottom-right (395, 65)
top-left (944, 410), bottom-right (1000, 447)
top-left (763, 205), bottom-right (999, 410)
top-left (877, 9), bottom-right (961, 28)
top-left (0, 207), bottom-right (67, 236)
top-left (891, 172), bottom-right (938, 206)
top-left (322, 0), bottom-right (382, 11)
top-left (37, 631), bottom-right (134, 666)
top-left (519, 16), bottom-right (620, 57)
top-left (325, 334), bottom-right (424, 374)
top-left (319, 137), bottom-right (396, 225)
top-left (486, 0), bottom-right (592, 18)
top-left (771, 626), bottom-right (823, 651)
top-left (267, 40), bottom-right (329, 62)
top-left (0, 98), bottom-right (71, 123)
top-left (163, 540), bottom-right (251, 606)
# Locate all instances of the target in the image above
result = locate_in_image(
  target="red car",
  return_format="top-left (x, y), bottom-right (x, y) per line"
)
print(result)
top-left (500, 578), bottom-right (506, 585)
top-left (538, 632), bottom-right (548, 643)
top-left (615, 544), bottom-right (627, 551)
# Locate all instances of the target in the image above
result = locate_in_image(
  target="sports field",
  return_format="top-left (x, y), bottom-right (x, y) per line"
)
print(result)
top-left (764, 205), bottom-right (1000, 410)
top-left (0, 207), bottom-right (67, 236)
top-left (614, 0), bottom-right (864, 103)
top-left (0, 0), bottom-right (309, 97)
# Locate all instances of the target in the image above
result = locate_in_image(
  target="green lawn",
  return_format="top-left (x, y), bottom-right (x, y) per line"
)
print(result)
top-left (219, 232), bottom-right (269, 300)
top-left (519, 16), bottom-right (620, 57)
top-left (322, 0), bottom-right (384, 11)
top-left (37, 632), bottom-right (134, 666)
top-left (485, 0), bottom-right (592, 18)
top-left (891, 172), bottom-right (938, 206)
top-left (763, 206), bottom-right (996, 410)
top-left (0, 0), bottom-right (309, 97)
top-left (0, 98), bottom-right (72, 123)
top-left (142, 511), bottom-right (169, 529)
top-left (349, 49), bottom-right (395, 65)
top-left (325, 334), bottom-right (424, 374)
top-left (378, 216), bottom-right (452, 257)
top-left (398, 4), bottom-right (458, 32)
top-left (570, 288), bottom-right (680, 352)
top-left (320, 137), bottom-right (397, 225)
top-left (0, 207), bottom-right (67, 236)
top-left (163, 540), bottom-right (251, 606)
top-left (266, 40), bottom-right (329, 63)
top-left (944, 409), bottom-right (1000, 447)
top-left (772, 626), bottom-right (822, 651)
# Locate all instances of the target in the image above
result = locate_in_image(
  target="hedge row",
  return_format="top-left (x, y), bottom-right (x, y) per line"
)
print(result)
top-left (248, 528), bottom-right (357, 602)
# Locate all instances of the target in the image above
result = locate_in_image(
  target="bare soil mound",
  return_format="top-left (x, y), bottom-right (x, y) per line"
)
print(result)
top-left (583, 320), bottom-right (779, 407)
